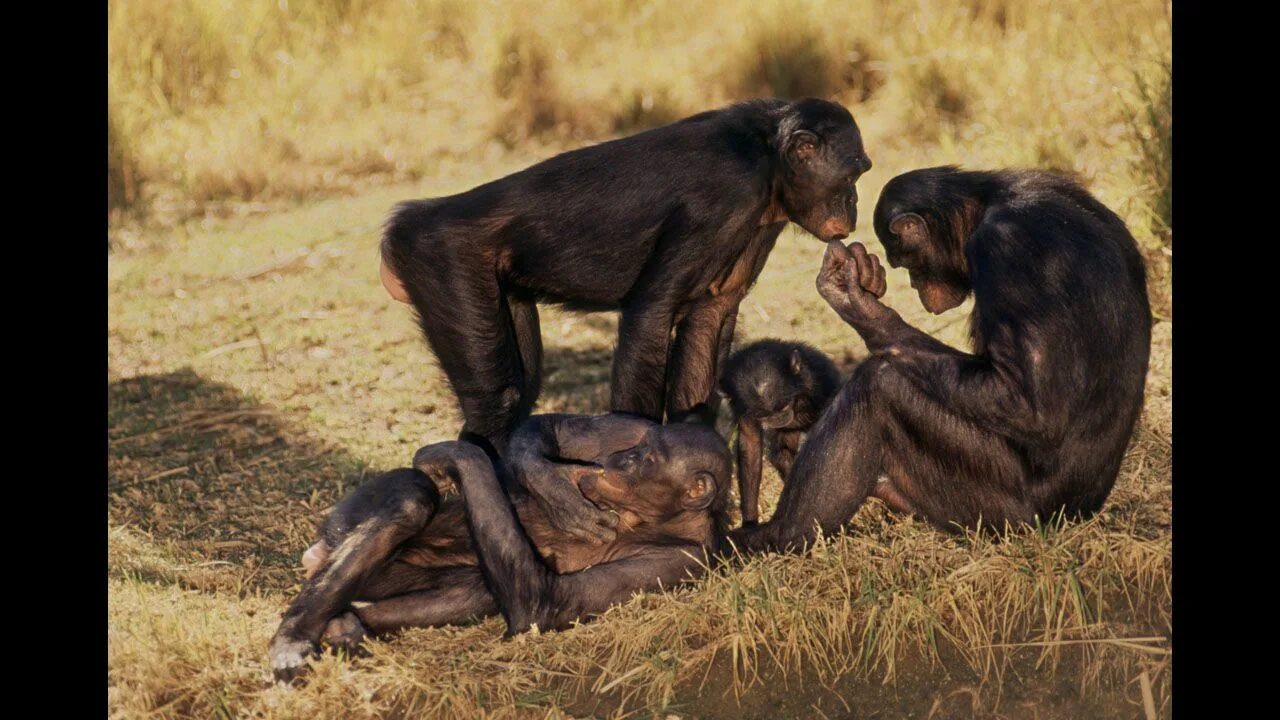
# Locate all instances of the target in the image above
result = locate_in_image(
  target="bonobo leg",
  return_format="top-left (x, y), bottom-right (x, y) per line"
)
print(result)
top-left (416, 440), bottom-right (707, 635)
top-left (345, 565), bottom-right (498, 637)
top-left (507, 288), bottom-right (543, 420)
top-left (727, 358), bottom-right (1031, 555)
top-left (269, 469), bottom-right (439, 682)
top-left (767, 429), bottom-right (803, 481)
top-left (402, 244), bottom-right (535, 453)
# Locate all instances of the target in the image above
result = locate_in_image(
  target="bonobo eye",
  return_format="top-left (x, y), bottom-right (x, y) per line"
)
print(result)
top-left (619, 451), bottom-right (639, 472)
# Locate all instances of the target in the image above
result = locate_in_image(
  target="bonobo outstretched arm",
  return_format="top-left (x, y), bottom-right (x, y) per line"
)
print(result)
top-left (815, 239), bottom-right (1041, 442)
top-left (415, 441), bottom-right (706, 635)
top-left (504, 414), bottom-right (654, 544)
top-left (735, 417), bottom-right (764, 526)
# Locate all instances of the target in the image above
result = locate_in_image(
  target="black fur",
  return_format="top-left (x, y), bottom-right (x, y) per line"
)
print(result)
top-left (381, 99), bottom-right (871, 450)
top-left (719, 340), bottom-right (840, 525)
top-left (730, 167), bottom-right (1152, 553)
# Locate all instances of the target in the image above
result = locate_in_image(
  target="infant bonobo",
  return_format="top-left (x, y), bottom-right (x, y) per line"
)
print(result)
top-left (269, 414), bottom-right (731, 682)
top-left (720, 340), bottom-right (840, 526)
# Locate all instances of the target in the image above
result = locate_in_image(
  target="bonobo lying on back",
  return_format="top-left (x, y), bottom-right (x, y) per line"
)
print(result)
top-left (380, 98), bottom-right (872, 454)
top-left (269, 414), bottom-right (731, 682)
top-left (720, 340), bottom-right (840, 525)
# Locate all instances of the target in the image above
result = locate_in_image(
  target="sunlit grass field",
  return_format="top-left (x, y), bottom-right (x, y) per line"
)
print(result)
top-left (109, 1), bottom-right (1172, 717)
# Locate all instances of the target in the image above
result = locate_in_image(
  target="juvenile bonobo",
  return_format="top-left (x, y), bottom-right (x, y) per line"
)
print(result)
top-left (380, 98), bottom-right (872, 453)
top-left (269, 415), bottom-right (731, 682)
top-left (727, 167), bottom-right (1152, 554)
top-left (720, 340), bottom-right (840, 526)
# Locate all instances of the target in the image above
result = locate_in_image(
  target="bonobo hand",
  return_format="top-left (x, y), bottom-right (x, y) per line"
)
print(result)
top-left (531, 464), bottom-right (620, 545)
top-left (816, 240), bottom-right (887, 317)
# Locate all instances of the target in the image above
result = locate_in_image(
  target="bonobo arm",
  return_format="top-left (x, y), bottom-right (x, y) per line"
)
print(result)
top-left (815, 239), bottom-right (1041, 443)
top-left (735, 418), bottom-right (764, 525)
top-left (666, 297), bottom-right (739, 424)
top-left (666, 226), bottom-right (779, 424)
top-left (419, 441), bottom-right (706, 635)
top-left (505, 414), bottom-right (653, 544)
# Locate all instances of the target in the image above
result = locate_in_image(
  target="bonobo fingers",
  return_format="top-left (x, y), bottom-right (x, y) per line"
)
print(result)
top-left (816, 240), bottom-right (858, 306)
top-left (546, 492), bottom-right (619, 545)
top-left (844, 242), bottom-right (885, 295)
top-left (860, 245), bottom-right (890, 297)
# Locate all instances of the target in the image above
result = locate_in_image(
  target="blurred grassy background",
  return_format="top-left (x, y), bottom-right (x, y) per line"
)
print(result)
top-left (108, 1), bottom-right (1172, 717)
top-left (108, 0), bottom-right (1171, 313)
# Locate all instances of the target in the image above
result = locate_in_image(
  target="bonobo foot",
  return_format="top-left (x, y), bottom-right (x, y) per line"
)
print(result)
top-left (268, 635), bottom-right (318, 684)
top-left (322, 611), bottom-right (369, 656)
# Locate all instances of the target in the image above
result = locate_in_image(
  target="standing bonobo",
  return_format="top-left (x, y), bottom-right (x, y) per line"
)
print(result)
top-left (720, 340), bottom-right (840, 526)
top-left (729, 167), bottom-right (1151, 554)
top-left (269, 414), bottom-right (731, 682)
top-left (380, 99), bottom-right (872, 452)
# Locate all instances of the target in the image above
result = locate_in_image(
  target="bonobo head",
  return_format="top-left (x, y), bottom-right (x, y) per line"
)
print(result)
top-left (720, 340), bottom-right (841, 431)
top-left (774, 98), bottom-right (873, 243)
top-left (873, 166), bottom-right (988, 314)
top-left (581, 424), bottom-right (732, 522)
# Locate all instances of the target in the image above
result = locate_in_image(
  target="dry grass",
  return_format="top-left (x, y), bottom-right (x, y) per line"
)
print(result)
top-left (109, 1), bottom-right (1172, 716)
top-left (108, 194), bottom-right (1171, 718)
top-left (108, 2), bottom-right (1172, 263)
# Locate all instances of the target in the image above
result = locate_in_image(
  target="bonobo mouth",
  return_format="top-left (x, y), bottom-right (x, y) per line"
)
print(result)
top-left (818, 215), bottom-right (855, 243)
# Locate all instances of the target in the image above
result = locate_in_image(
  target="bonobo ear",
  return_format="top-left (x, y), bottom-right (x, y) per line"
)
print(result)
top-left (889, 213), bottom-right (928, 243)
top-left (789, 348), bottom-right (803, 375)
top-left (787, 130), bottom-right (820, 165)
top-left (682, 472), bottom-right (717, 510)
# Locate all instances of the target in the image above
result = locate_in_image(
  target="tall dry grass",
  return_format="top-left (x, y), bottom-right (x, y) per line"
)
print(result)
top-left (108, 1), bottom-right (1172, 282)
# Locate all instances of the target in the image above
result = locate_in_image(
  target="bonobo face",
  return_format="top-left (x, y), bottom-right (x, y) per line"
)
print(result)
top-left (582, 424), bottom-right (731, 521)
top-left (723, 355), bottom-right (809, 431)
top-left (873, 168), bottom-right (972, 315)
top-left (778, 99), bottom-right (873, 243)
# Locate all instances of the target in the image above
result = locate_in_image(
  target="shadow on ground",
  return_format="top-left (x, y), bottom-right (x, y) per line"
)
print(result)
top-left (108, 369), bottom-right (375, 593)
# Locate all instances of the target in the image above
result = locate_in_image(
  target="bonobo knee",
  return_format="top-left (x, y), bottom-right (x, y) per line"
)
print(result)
top-left (413, 440), bottom-right (493, 490)
top-left (323, 468), bottom-right (440, 543)
top-left (846, 355), bottom-right (895, 395)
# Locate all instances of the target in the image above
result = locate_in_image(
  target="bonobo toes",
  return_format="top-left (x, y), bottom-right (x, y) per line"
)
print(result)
top-left (322, 611), bottom-right (369, 656)
top-left (269, 635), bottom-right (318, 684)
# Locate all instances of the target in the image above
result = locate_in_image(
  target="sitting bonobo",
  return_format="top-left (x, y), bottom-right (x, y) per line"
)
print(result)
top-left (720, 340), bottom-right (840, 526)
top-left (269, 414), bottom-right (731, 682)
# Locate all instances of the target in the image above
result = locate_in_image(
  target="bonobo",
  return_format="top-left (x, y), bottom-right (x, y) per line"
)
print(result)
top-left (719, 340), bottom-right (840, 526)
top-left (269, 415), bottom-right (731, 682)
top-left (728, 167), bottom-right (1152, 554)
top-left (380, 99), bottom-right (872, 452)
